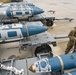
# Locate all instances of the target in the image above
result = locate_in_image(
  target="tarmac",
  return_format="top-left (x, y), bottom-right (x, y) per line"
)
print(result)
top-left (0, 0), bottom-right (76, 60)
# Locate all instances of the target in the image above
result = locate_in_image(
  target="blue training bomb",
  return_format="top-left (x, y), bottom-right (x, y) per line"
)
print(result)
top-left (0, 23), bottom-right (47, 43)
top-left (29, 53), bottom-right (76, 73)
top-left (0, 2), bottom-right (44, 17)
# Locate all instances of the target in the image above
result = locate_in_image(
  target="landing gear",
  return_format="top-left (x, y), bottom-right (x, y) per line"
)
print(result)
top-left (34, 44), bottom-right (53, 57)
top-left (46, 19), bottom-right (54, 26)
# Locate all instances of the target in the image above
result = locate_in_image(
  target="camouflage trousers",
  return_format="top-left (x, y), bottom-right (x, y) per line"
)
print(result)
top-left (65, 40), bottom-right (76, 54)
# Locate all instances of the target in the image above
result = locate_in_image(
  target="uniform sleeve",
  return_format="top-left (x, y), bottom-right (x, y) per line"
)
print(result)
top-left (68, 30), bottom-right (75, 37)
top-left (68, 30), bottom-right (76, 41)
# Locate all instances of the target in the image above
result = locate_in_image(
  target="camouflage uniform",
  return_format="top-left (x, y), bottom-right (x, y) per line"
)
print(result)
top-left (65, 28), bottom-right (76, 54)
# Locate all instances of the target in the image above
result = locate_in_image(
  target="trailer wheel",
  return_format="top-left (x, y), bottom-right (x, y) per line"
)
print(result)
top-left (34, 44), bottom-right (53, 57)
top-left (46, 20), bottom-right (54, 26)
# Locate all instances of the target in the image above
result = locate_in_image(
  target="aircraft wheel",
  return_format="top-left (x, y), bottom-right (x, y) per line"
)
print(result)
top-left (34, 44), bottom-right (53, 57)
top-left (46, 20), bottom-right (54, 26)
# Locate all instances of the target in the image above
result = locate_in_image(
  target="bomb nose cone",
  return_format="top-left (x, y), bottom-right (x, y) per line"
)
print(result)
top-left (29, 64), bottom-right (36, 72)
top-left (43, 26), bottom-right (48, 31)
top-left (28, 25), bottom-right (48, 35)
top-left (33, 7), bottom-right (44, 15)
top-left (38, 26), bottom-right (48, 33)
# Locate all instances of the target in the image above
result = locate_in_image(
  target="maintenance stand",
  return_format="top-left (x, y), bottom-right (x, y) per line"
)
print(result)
top-left (0, 12), bottom-right (73, 26)
top-left (18, 21), bottom-right (56, 56)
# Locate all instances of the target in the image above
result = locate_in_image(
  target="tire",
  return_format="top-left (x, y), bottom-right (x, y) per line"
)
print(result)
top-left (34, 44), bottom-right (53, 57)
top-left (46, 20), bottom-right (54, 26)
